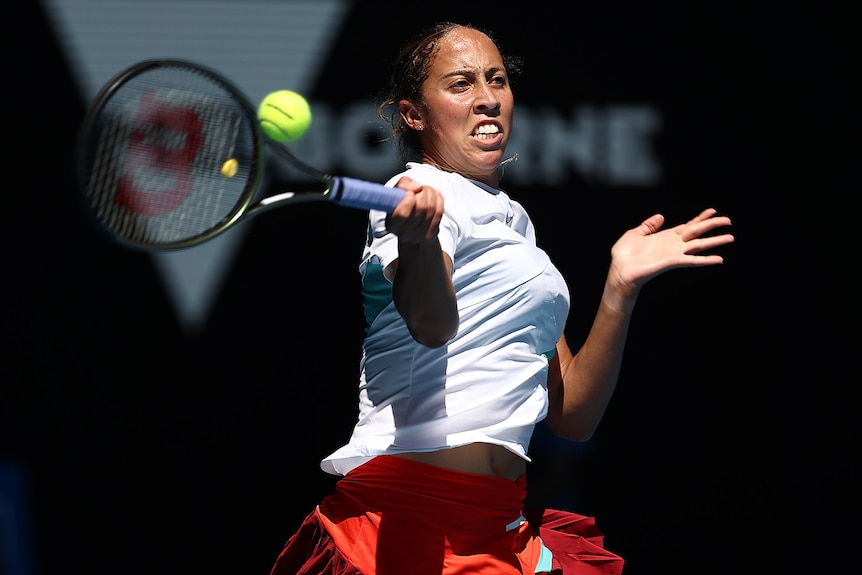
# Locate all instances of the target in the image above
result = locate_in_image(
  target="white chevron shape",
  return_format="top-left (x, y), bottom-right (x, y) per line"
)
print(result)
top-left (44, 0), bottom-right (350, 333)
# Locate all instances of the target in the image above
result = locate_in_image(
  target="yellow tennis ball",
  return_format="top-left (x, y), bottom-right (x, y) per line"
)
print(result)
top-left (257, 90), bottom-right (312, 142)
top-left (220, 158), bottom-right (238, 178)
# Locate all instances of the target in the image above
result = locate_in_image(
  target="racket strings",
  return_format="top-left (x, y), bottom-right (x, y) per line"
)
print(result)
top-left (82, 64), bottom-right (259, 248)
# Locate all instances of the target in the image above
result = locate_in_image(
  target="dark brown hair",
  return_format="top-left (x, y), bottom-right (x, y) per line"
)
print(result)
top-left (376, 22), bottom-right (523, 162)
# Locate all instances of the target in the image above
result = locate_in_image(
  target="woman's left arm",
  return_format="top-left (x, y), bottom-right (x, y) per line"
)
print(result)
top-left (545, 208), bottom-right (734, 440)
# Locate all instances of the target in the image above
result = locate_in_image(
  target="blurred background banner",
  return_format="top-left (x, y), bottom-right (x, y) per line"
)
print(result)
top-left (3, 1), bottom-right (851, 574)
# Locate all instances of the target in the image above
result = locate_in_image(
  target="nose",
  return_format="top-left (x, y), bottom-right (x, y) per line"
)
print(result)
top-left (475, 81), bottom-right (501, 114)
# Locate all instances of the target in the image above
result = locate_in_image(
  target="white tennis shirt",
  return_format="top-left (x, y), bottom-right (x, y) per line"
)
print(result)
top-left (321, 163), bottom-right (570, 476)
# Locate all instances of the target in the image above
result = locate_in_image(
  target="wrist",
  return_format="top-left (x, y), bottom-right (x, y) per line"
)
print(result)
top-left (601, 280), bottom-right (639, 316)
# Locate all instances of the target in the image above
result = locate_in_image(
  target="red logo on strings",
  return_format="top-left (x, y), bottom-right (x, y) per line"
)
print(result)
top-left (115, 93), bottom-right (203, 216)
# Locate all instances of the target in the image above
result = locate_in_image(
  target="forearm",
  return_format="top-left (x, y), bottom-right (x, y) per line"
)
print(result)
top-left (392, 238), bottom-right (458, 348)
top-left (546, 283), bottom-right (636, 440)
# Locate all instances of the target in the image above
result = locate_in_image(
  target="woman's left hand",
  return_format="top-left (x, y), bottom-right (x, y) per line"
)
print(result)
top-left (607, 208), bottom-right (735, 302)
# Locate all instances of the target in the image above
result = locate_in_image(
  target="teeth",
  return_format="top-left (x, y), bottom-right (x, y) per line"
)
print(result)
top-left (473, 125), bottom-right (500, 137)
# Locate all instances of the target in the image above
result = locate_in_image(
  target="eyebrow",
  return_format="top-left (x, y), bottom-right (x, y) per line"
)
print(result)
top-left (441, 65), bottom-right (505, 79)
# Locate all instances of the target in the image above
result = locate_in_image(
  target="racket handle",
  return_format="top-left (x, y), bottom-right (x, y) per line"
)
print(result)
top-left (332, 176), bottom-right (406, 212)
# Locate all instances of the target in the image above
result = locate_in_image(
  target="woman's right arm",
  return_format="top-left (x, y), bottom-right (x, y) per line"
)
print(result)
top-left (384, 176), bottom-right (458, 348)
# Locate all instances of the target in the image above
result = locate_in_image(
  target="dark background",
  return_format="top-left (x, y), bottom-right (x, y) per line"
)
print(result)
top-left (3, 1), bottom-right (853, 574)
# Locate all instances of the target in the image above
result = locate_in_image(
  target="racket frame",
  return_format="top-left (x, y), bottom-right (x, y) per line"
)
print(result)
top-left (77, 58), bottom-right (401, 251)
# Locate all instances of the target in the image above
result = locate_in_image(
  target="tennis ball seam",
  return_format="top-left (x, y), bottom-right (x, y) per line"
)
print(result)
top-left (257, 91), bottom-right (312, 143)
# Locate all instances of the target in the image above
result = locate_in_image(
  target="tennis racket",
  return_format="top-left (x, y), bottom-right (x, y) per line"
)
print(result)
top-left (77, 58), bottom-right (405, 251)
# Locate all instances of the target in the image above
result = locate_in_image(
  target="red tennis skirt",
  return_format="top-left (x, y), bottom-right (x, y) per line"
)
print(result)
top-left (270, 456), bottom-right (624, 575)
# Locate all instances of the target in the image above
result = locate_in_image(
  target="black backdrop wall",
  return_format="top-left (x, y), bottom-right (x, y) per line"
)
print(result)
top-left (3, 2), bottom-right (853, 575)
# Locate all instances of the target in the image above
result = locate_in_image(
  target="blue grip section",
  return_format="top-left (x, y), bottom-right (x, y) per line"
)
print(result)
top-left (332, 176), bottom-right (405, 212)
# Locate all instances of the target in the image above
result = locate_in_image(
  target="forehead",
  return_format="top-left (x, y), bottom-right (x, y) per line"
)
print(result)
top-left (431, 27), bottom-right (504, 71)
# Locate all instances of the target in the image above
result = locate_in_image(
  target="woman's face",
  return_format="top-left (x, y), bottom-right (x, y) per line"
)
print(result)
top-left (406, 27), bottom-right (514, 186)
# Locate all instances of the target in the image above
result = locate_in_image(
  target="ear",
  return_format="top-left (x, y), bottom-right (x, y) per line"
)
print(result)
top-left (398, 100), bottom-right (423, 131)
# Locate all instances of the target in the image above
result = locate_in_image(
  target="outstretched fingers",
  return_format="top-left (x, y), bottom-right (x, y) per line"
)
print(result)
top-left (683, 232), bottom-right (735, 256)
top-left (676, 209), bottom-right (734, 263)
top-left (677, 209), bottom-right (733, 242)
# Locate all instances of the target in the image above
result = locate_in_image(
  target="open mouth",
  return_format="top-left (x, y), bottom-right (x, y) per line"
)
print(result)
top-left (472, 124), bottom-right (501, 140)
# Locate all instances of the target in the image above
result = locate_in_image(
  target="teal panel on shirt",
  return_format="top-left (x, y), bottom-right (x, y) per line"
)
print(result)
top-left (362, 262), bottom-right (393, 333)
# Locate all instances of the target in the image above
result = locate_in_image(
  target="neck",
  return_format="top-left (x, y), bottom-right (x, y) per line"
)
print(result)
top-left (421, 156), bottom-right (501, 189)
